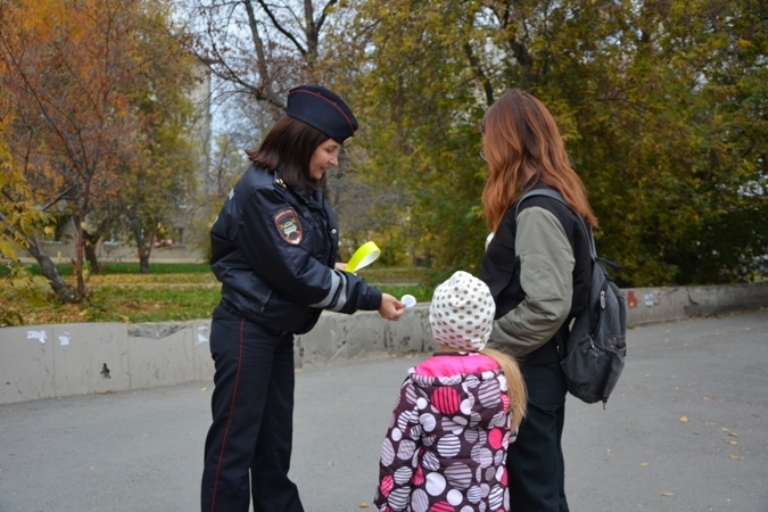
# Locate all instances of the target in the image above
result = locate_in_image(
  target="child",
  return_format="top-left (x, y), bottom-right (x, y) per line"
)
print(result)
top-left (373, 271), bottom-right (527, 512)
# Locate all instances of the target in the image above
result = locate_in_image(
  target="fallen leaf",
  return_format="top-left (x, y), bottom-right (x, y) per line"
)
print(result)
top-left (359, 503), bottom-right (369, 509)
top-left (201, 387), bottom-right (207, 392)
top-left (702, 397), bottom-right (710, 401)
top-left (728, 441), bottom-right (739, 446)
top-left (679, 416), bottom-right (689, 423)
top-left (729, 455), bottom-right (742, 460)
top-left (661, 492), bottom-right (675, 497)
top-left (728, 432), bottom-right (738, 437)
top-left (640, 462), bottom-right (649, 467)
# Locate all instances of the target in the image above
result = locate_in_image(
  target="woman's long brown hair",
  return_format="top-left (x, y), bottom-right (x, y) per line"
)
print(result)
top-left (480, 347), bottom-right (527, 430)
top-left (481, 89), bottom-right (597, 233)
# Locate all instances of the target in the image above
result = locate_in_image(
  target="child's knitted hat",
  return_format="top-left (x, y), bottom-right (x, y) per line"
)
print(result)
top-left (429, 270), bottom-right (496, 352)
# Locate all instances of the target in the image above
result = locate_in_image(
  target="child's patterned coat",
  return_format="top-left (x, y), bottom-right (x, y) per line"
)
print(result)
top-left (373, 352), bottom-right (516, 512)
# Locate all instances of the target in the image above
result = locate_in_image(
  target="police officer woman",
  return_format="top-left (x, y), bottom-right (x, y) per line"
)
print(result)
top-left (201, 85), bottom-right (404, 512)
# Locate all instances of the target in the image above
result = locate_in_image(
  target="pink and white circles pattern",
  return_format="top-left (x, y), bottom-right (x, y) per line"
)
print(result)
top-left (374, 363), bottom-right (512, 511)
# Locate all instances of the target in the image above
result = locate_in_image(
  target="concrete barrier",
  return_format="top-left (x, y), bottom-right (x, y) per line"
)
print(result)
top-left (2, 283), bottom-right (767, 405)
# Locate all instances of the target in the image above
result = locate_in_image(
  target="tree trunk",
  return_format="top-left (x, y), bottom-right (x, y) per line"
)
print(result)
top-left (130, 221), bottom-right (154, 275)
top-left (25, 233), bottom-right (79, 303)
top-left (139, 253), bottom-right (150, 274)
top-left (82, 229), bottom-right (101, 273)
top-left (72, 214), bottom-right (86, 298)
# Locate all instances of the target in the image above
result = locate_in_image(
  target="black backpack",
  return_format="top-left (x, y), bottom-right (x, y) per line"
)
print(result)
top-left (515, 189), bottom-right (627, 406)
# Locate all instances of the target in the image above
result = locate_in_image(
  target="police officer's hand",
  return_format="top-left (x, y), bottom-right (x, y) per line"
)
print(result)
top-left (378, 293), bottom-right (405, 321)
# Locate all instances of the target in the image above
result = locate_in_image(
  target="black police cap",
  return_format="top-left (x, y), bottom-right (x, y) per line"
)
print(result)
top-left (286, 85), bottom-right (358, 144)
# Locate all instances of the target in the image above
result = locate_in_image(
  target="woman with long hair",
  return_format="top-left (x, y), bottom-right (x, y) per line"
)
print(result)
top-left (479, 89), bottom-right (596, 511)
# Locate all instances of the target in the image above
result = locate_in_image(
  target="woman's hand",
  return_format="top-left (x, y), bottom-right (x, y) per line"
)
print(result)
top-left (335, 262), bottom-right (347, 271)
top-left (378, 293), bottom-right (405, 321)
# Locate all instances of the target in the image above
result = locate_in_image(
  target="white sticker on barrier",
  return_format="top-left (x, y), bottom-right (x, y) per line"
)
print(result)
top-left (197, 326), bottom-right (210, 344)
top-left (27, 330), bottom-right (47, 344)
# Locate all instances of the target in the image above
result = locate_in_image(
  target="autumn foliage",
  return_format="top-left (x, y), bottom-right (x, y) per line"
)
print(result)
top-left (0, 0), bottom-right (198, 301)
top-left (342, 0), bottom-right (768, 286)
top-left (2, 0), bottom-right (767, 327)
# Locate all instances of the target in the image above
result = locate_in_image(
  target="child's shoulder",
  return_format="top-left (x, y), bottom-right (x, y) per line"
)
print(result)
top-left (414, 352), bottom-right (501, 379)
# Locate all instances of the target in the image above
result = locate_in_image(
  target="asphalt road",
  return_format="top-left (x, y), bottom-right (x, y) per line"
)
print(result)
top-left (1, 310), bottom-right (767, 512)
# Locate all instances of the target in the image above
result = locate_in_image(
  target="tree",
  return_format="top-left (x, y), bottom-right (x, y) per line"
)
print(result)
top-left (0, 0), bottom-right (204, 296)
top-left (0, 0), bottom-right (142, 299)
top-left (182, 0), bottom-right (347, 109)
top-left (347, 0), bottom-right (768, 286)
top-left (111, 2), bottom-right (200, 273)
top-left (181, 0), bottom-right (389, 263)
top-left (0, 121), bottom-right (51, 263)
top-left (346, 0), bottom-right (504, 278)
top-left (0, 121), bottom-right (58, 325)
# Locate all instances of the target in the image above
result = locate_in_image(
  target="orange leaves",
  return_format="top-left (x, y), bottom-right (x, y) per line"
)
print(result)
top-left (0, 0), bottom-right (141, 194)
top-left (1, 0), bottom-right (197, 302)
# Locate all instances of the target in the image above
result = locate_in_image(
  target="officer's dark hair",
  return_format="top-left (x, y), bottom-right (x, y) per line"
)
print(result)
top-left (245, 115), bottom-right (329, 190)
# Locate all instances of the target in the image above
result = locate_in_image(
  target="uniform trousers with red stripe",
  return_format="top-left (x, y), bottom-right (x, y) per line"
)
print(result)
top-left (201, 305), bottom-right (305, 512)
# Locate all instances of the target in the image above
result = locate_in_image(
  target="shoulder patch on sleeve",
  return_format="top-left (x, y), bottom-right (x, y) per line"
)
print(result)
top-left (273, 207), bottom-right (303, 245)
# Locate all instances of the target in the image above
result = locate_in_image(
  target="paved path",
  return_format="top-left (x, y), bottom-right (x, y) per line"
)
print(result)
top-left (1, 311), bottom-right (767, 512)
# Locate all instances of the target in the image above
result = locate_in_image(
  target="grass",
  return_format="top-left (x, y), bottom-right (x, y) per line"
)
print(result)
top-left (0, 262), bottom-right (434, 326)
top-left (1, 261), bottom-right (214, 276)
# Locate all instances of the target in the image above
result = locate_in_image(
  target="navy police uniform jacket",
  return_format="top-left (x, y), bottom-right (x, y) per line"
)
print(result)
top-left (210, 165), bottom-right (382, 335)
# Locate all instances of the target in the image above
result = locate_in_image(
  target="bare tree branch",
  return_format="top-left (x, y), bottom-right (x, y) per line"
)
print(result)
top-left (255, 0), bottom-right (308, 55)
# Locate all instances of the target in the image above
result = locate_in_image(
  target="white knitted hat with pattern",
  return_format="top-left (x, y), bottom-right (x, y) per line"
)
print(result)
top-left (429, 271), bottom-right (496, 352)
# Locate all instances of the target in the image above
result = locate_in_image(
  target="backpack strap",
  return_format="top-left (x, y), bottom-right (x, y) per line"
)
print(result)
top-left (514, 189), bottom-right (597, 260)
